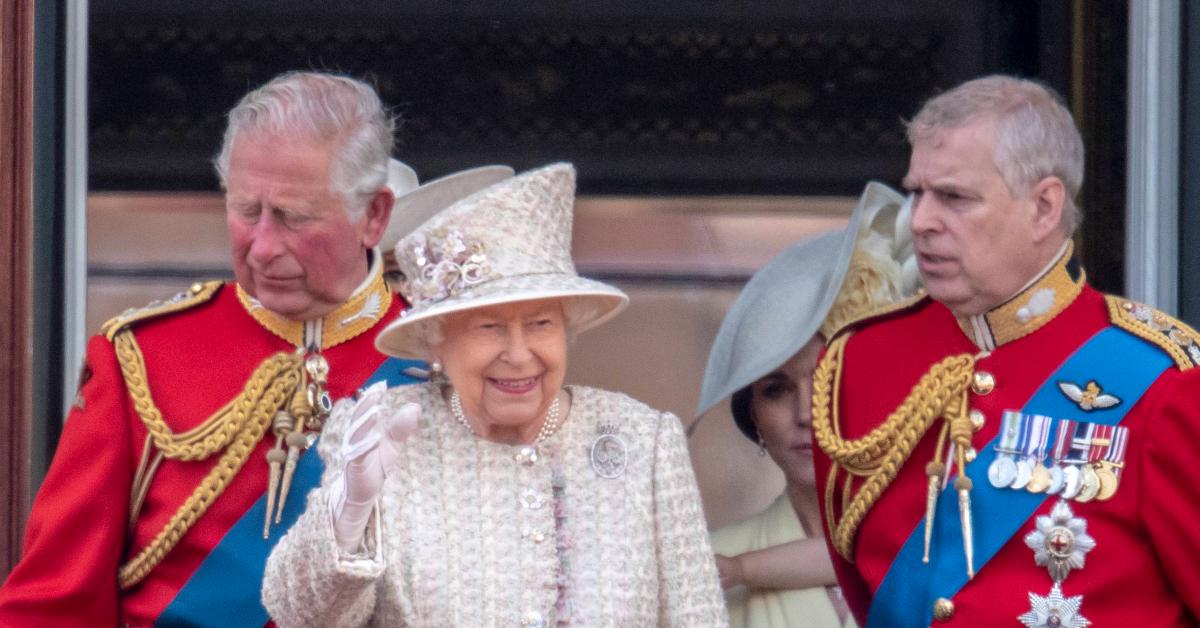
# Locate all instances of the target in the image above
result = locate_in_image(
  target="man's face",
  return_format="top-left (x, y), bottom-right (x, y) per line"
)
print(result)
top-left (903, 120), bottom-right (1045, 316)
top-left (225, 133), bottom-right (385, 320)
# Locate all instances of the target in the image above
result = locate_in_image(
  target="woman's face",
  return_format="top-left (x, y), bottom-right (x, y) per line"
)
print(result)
top-left (434, 298), bottom-right (568, 441)
top-left (749, 337), bottom-right (823, 487)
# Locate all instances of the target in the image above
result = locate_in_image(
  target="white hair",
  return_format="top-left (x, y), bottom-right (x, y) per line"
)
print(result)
top-left (906, 75), bottom-right (1085, 234)
top-left (213, 71), bottom-right (395, 218)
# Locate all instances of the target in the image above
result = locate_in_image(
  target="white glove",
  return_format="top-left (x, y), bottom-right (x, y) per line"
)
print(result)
top-left (328, 382), bottom-right (421, 553)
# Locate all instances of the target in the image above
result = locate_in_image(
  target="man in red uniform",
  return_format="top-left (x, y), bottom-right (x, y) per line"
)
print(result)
top-left (813, 75), bottom-right (1200, 627)
top-left (0, 72), bottom-right (419, 626)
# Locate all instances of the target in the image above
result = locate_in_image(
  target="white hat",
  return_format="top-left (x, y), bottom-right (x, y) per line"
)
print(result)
top-left (378, 159), bottom-right (516, 253)
top-left (695, 181), bottom-right (918, 419)
top-left (375, 163), bottom-right (629, 359)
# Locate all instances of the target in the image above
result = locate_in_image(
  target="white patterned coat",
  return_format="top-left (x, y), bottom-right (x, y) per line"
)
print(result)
top-left (262, 383), bottom-right (728, 627)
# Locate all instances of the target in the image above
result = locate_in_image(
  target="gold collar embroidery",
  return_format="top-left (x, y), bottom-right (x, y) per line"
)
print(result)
top-left (236, 252), bottom-right (393, 350)
top-left (956, 241), bottom-right (1085, 351)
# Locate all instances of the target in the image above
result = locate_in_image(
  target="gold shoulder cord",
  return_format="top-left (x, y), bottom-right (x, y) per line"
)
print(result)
top-left (1107, 295), bottom-right (1200, 371)
top-left (114, 328), bottom-right (306, 590)
top-left (812, 333), bottom-right (977, 565)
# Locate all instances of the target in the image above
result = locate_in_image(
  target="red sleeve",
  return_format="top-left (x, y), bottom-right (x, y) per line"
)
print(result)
top-left (1139, 366), bottom-right (1200, 616)
top-left (0, 334), bottom-right (134, 626)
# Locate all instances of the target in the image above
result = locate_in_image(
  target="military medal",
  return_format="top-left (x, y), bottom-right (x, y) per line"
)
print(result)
top-left (1060, 465), bottom-right (1081, 499)
top-left (989, 411), bottom-right (1023, 488)
top-left (1011, 458), bottom-right (1034, 490)
top-left (989, 455), bottom-right (1017, 488)
top-left (1012, 414), bottom-right (1051, 491)
top-left (1075, 464), bottom-right (1100, 503)
top-left (1093, 425), bottom-right (1127, 502)
top-left (1020, 501), bottom-right (1096, 627)
top-left (1056, 421), bottom-right (1095, 501)
top-left (1025, 500), bottom-right (1097, 581)
top-left (1018, 584), bottom-right (1091, 628)
top-left (1027, 461), bottom-right (1052, 494)
top-left (1094, 465), bottom-right (1118, 501)
top-left (1045, 464), bottom-right (1065, 495)
top-left (1045, 422), bottom-right (1071, 495)
top-left (1077, 424), bottom-right (1113, 503)
top-left (1026, 414), bottom-right (1054, 493)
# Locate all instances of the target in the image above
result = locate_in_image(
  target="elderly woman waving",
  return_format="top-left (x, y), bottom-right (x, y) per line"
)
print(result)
top-left (262, 164), bottom-right (727, 627)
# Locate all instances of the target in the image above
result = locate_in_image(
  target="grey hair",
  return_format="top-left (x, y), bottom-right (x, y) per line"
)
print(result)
top-left (213, 71), bottom-right (395, 218)
top-left (906, 75), bottom-right (1085, 234)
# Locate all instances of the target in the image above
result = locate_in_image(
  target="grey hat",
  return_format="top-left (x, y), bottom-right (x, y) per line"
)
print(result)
top-left (695, 181), bottom-right (915, 425)
top-left (379, 160), bottom-right (517, 253)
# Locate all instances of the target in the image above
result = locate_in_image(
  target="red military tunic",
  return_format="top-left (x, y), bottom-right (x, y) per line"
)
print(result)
top-left (0, 260), bottom-right (402, 627)
top-left (814, 249), bottom-right (1200, 626)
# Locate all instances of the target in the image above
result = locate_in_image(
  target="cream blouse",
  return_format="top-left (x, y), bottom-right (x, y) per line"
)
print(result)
top-left (263, 383), bottom-right (728, 627)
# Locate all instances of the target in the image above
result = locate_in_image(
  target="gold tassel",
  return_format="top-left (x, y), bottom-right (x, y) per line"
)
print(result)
top-left (955, 474), bottom-right (974, 578)
top-left (275, 430), bottom-right (309, 524)
top-left (263, 411), bottom-right (294, 538)
top-left (948, 394), bottom-right (975, 579)
top-left (922, 461), bottom-right (945, 563)
top-left (273, 382), bottom-right (314, 525)
top-left (921, 421), bottom-right (951, 563)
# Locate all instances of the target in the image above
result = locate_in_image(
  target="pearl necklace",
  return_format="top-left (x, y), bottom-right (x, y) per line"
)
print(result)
top-left (450, 390), bottom-right (563, 443)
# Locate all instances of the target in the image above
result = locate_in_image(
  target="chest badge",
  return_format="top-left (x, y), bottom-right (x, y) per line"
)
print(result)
top-left (1057, 380), bottom-right (1120, 412)
top-left (1018, 583), bottom-right (1090, 628)
top-left (1024, 500), bottom-right (1096, 582)
top-left (590, 424), bottom-right (627, 479)
top-left (1019, 501), bottom-right (1095, 628)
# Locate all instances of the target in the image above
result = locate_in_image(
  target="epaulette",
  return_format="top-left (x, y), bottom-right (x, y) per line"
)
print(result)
top-left (825, 291), bottom-right (930, 343)
top-left (1106, 294), bottom-right (1200, 371)
top-left (101, 281), bottom-right (223, 340)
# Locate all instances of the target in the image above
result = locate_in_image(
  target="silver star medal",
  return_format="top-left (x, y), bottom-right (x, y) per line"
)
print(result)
top-left (1024, 500), bottom-right (1096, 582)
top-left (1018, 583), bottom-right (1090, 628)
top-left (1019, 501), bottom-right (1096, 627)
top-left (590, 424), bottom-right (627, 478)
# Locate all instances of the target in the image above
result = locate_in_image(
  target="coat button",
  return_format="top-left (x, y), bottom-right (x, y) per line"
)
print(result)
top-left (972, 371), bottom-right (996, 395)
top-left (933, 597), bottom-right (955, 621)
top-left (521, 610), bottom-right (545, 627)
top-left (968, 409), bottom-right (986, 431)
top-left (520, 488), bottom-right (545, 510)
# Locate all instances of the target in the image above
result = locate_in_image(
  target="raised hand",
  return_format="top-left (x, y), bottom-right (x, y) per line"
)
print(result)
top-left (328, 382), bottom-right (420, 553)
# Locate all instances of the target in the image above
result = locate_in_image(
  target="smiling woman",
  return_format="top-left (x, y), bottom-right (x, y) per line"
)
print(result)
top-left (262, 163), bottom-right (728, 627)
top-left (434, 299), bottom-right (569, 444)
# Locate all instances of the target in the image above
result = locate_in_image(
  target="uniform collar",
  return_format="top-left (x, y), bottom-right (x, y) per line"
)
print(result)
top-left (955, 240), bottom-right (1085, 351)
top-left (236, 249), bottom-right (394, 350)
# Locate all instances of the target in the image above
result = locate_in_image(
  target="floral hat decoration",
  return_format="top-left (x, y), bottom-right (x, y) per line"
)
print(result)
top-left (694, 181), bottom-right (920, 435)
top-left (375, 162), bottom-right (629, 359)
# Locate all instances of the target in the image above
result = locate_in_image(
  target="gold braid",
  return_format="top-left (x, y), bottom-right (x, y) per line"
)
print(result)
top-left (811, 333), bottom-right (976, 560)
top-left (113, 330), bottom-right (305, 590)
top-left (115, 330), bottom-right (254, 461)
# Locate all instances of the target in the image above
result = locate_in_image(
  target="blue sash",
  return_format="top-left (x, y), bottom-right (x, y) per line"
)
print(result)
top-left (866, 327), bottom-right (1171, 627)
top-left (156, 357), bottom-right (426, 627)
